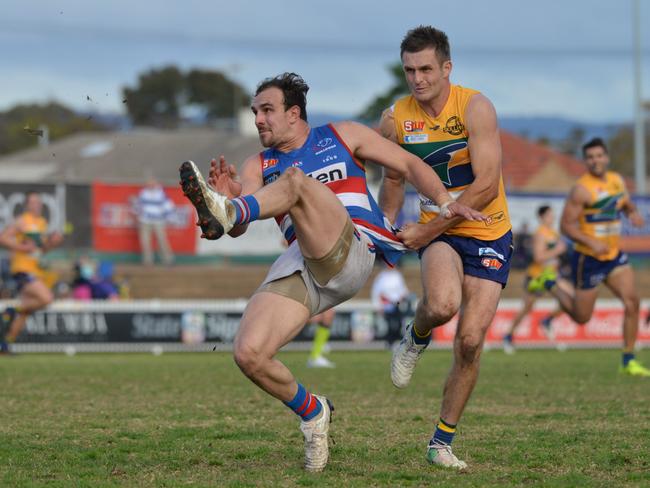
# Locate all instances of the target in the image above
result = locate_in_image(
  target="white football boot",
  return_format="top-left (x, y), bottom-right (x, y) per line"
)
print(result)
top-left (426, 442), bottom-right (468, 470)
top-left (307, 356), bottom-right (336, 368)
top-left (299, 395), bottom-right (334, 472)
top-left (391, 321), bottom-right (429, 388)
top-left (179, 160), bottom-right (235, 239)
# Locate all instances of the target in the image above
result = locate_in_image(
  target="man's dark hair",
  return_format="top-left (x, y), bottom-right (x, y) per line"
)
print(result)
top-left (582, 137), bottom-right (608, 157)
top-left (255, 72), bottom-right (309, 122)
top-left (400, 25), bottom-right (451, 62)
top-left (537, 205), bottom-right (551, 218)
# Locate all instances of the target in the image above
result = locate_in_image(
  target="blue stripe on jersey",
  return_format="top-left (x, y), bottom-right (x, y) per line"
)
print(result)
top-left (260, 124), bottom-right (403, 264)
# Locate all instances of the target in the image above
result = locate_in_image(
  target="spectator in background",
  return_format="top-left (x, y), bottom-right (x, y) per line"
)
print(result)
top-left (371, 261), bottom-right (410, 348)
top-left (133, 178), bottom-right (174, 266)
top-left (71, 256), bottom-right (119, 301)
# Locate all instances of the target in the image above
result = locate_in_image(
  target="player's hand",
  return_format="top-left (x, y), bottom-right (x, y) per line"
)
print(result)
top-left (555, 239), bottom-right (568, 255)
top-left (48, 232), bottom-right (64, 247)
top-left (443, 201), bottom-right (486, 221)
top-left (396, 222), bottom-right (433, 250)
top-left (629, 211), bottom-right (644, 228)
top-left (208, 156), bottom-right (242, 198)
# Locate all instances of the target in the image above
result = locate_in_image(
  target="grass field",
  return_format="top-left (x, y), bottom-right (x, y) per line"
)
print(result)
top-left (1, 349), bottom-right (649, 487)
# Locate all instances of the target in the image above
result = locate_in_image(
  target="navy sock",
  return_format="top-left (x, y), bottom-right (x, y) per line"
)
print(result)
top-left (622, 352), bottom-right (635, 367)
top-left (430, 418), bottom-right (457, 446)
top-left (410, 322), bottom-right (431, 345)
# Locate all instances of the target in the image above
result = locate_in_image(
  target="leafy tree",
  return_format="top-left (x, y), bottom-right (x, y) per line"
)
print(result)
top-left (558, 126), bottom-right (586, 157)
top-left (0, 102), bottom-right (106, 155)
top-left (123, 66), bottom-right (185, 128)
top-left (122, 66), bottom-right (250, 128)
top-left (186, 69), bottom-right (249, 119)
top-left (606, 124), bottom-right (650, 178)
top-left (358, 62), bottom-right (408, 123)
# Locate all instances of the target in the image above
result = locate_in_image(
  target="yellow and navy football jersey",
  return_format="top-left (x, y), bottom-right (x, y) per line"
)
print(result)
top-left (392, 84), bottom-right (511, 241)
top-left (527, 224), bottom-right (560, 278)
top-left (10, 212), bottom-right (48, 275)
top-left (575, 171), bottom-right (628, 261)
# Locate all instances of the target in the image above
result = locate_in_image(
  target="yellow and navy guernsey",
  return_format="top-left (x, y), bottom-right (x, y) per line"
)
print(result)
top-left (527, 224), bottom-right (560, 279)
top-left (10, 212), bottom-right (48, 277)
top-left (392, 84), bottom-right (511, 241)
top-left (575, 171), bottom-right (628, 261)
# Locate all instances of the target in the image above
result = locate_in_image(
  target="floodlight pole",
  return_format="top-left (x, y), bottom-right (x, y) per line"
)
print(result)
top-left (633, 0), bottom-right (646, 194)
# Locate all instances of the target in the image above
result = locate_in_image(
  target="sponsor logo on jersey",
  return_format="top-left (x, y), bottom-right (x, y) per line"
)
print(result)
top-left (405, 134), bottom-right (428, 143)
top-left (317, 137), bottom-right (333, 148)
top-left (481, 257), bottom-right (503, 270)
top-left (485, 211), bottom-right (505, 226)
top-left (443, 116), bottom-right (465, 136)
top-left (478, 247), bottom-right (505, 260)
top-left (262, 158), bottom-right (278, 170)
top-left (292, 161), bottom-right (303, 167)
top-left (307, 162), bottom-right (347, 184)
top-left (314, 137), bottom-right (338, 155)
top-left (315, 144), bottom-right (337, 155)
top-left (263, 171), bottom-right (280, 185)
top-left (404, 120), bottom-right (425, 132)
top-left (322, 154), bottom-right (338, 163)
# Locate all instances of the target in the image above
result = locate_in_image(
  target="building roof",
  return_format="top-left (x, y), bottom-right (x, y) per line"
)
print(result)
top-left (500, 131), bottom-right (586, 192)
top-left (1, 126), bottom-right (632, 192)
top-left (0, 128), bottom-right (263, 185)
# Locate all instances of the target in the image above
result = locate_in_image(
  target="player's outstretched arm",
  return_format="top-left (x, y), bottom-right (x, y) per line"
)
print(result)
top-left (333, 120), bottom-right (482, 222)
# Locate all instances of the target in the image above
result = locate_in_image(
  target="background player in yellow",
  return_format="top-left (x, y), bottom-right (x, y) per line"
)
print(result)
top-left (0, 192), bottom-right (63, 354)
top-left (531, 138), bottom-right (649, 376)
top-left (379, 26), bottom-right (512, 469)
top-left (306, 308), bottom-right (336, 368)
top-left (503, 205), bottom-right (573, 354)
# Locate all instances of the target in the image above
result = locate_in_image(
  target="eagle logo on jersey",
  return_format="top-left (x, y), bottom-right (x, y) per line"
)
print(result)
top-left (422, 141), bottom-right (468, 185)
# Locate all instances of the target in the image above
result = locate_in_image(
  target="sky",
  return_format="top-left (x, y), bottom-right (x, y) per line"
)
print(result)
top-left (2, 0), bottom-right (650, 123)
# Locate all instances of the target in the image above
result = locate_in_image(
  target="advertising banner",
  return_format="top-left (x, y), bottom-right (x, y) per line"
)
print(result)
top-left (91, 182), bottom-right (196, 253)
top-left (12, 299), bottom-right (650, 348)
top-left (0, 182), bottom-right (91, 248)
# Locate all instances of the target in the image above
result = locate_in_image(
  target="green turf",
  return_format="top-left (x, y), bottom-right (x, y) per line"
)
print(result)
top-left (1, 349), bottom-right (648, 487)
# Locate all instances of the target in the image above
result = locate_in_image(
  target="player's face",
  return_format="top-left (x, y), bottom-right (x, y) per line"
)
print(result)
top-left (541, 209), bottom-right (554, 227)
top-left (251, 87), bottom-right (294, 148)
top-left (583, 146), bottom-right (609, 177)
top-left (402, 48), bottom-right (451, 105)
top-left (25, 194), bottom-right (42, 215)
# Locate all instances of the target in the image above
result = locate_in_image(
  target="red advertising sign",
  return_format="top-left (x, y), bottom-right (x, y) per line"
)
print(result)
top-left (92, 182), bottom-right (196, 254)
top-left (431, 301), bottom-right (650, 347)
